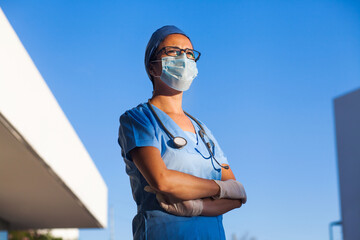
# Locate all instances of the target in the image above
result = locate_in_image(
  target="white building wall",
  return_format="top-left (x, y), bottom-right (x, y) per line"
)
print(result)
top-left (39, 229), bottom-right (79, 240)
top-left (0, 7), bottom-right (107, 228)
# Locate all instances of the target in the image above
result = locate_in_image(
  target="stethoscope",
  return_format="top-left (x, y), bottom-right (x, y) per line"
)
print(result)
top-left (147, 101), bottom-right (229, 170)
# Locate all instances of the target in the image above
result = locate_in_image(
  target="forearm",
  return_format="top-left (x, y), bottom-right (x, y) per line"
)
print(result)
top-left (156, 169), bottom-right (220, 200)
top-left (201, 198), bottom-right (242, 216)
top-left (131, 146), bottom-right (220, 201)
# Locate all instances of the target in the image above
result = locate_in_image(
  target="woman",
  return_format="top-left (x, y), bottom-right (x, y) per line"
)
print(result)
top-left (118, 25), bottom-right (247, 240)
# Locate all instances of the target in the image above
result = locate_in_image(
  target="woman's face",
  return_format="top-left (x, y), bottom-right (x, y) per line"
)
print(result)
top-left (150, 34), bottom-right (193, 79)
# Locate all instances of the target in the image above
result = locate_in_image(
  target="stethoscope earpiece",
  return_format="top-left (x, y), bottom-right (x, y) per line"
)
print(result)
top-left (198, 129), bottom-right (205, 138)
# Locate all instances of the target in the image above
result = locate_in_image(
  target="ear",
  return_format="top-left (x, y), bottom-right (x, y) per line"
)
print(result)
top-left (148, 63), bottom-right (155, 77)
top-left (149, 61), bottom-right (161, 78)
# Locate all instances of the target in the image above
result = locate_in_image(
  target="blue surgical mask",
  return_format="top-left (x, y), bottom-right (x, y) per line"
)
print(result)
top-left (155, 53), bottom-right (198, 91)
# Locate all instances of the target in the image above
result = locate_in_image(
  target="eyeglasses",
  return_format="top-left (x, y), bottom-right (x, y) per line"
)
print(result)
top-left (155, 46), bottom-right (201, 62)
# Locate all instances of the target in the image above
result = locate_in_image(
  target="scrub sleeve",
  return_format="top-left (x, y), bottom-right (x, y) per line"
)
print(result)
top-left (118, 109), bottom-right (161, 160)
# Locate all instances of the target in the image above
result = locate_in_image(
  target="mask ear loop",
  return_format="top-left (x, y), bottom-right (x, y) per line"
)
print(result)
top-left (147, 100), bottom-right (187, 149)
top-left (149, 59), bottom-right (163, 78)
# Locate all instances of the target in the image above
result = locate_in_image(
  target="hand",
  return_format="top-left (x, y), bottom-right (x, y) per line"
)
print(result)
top-left (213, 180), bottom-right (247, 203)
top-left (144, 186), bottom-right (203, 216)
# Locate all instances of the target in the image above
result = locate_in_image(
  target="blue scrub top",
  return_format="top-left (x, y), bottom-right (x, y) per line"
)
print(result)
top-left (118, 102), bottom-right (229, 240)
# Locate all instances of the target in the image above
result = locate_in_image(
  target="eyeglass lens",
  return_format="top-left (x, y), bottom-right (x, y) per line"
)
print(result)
top-left (163, 47), bottom-right (200, 61)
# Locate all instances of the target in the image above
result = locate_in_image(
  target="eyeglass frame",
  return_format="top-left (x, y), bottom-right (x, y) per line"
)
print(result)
top-left (154, 46), bottom-right (201, 62)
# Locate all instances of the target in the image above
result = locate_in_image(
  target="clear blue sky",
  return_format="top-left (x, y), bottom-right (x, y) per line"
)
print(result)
top-left (1, 1), bottom-right (359, 239)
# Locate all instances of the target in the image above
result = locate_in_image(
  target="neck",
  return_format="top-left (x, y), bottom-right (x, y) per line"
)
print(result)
top-left (150, 91), bottom-right (184, 114)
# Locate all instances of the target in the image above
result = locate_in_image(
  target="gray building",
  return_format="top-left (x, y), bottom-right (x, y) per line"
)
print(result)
top-left (334, 88), bottom-right (360, 240)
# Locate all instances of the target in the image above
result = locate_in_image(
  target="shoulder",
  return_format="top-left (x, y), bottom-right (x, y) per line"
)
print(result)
top-left (119, 102), bottom-right (153, 124)
top-left (117, 102), bottom-right (161, 157)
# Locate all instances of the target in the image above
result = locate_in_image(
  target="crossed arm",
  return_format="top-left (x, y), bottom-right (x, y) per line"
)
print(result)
top-left (130, 146), bottom-right (242, 216)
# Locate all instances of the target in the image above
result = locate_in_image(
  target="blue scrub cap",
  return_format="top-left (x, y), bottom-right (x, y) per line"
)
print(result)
top-left (144, 25), bottom-right (191, 82)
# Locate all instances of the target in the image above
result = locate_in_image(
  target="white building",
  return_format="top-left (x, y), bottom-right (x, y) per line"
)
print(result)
top-left (0, 7), bottom-right (107, 239)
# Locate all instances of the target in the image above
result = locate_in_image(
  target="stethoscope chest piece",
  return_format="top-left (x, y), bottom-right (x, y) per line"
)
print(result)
top-left (173, 136), bottom-right (187, 149)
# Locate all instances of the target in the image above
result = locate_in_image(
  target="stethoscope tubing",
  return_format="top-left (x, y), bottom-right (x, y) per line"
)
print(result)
top-left (147, 100), bottom-right (229, 170)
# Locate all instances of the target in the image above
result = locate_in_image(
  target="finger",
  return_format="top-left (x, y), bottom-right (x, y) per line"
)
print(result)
top-left (160, 202), bottom-right (183, 216)
top-left (144, 185), bottom-right (157, 194)
top-left (155, 193), bottom-right (167, 203)
top-left (159, 201), bottom-right (171, 212)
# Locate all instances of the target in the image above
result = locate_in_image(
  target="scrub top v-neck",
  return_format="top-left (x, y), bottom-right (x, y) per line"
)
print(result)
top-left (118, 102), bottom-right (228, 240)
